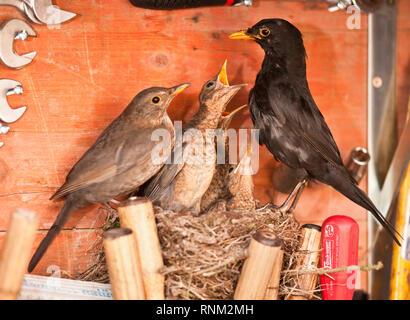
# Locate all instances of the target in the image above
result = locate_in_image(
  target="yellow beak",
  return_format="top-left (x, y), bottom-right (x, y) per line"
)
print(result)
top-left (217, 60), bottom-right (229, 86)
top-left (222, 104), bottom-right (247, 118)
top-left (172, 83), bottom-right (191, 96)
top-left (229, 30), bottom-right (258, 40)
top-left (220, 105), bottom-right (247, 130)
top-left (233, 146), bottom-right (252, 174)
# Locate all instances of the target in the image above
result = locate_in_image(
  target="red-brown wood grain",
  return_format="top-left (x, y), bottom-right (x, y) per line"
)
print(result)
top-left (0, 0), bottom-right (409, 293)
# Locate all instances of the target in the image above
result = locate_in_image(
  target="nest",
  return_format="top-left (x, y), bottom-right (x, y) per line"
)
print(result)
top-left (76, 204), bottom-right (318, 300)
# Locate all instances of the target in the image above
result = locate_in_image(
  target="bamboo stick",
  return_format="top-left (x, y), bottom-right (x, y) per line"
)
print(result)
top-left (288, 224), bottom-right (321, 300)
top-left (117, 198), bottom-right (164, 300)
top-left (103, 228), bottom-right (145, 300)
top-left (0, 210), bottom-right (38, 300)
top-left (264, 247), bottom-right (284, 300)
top-left (234, 230), bottom-right (282, 300)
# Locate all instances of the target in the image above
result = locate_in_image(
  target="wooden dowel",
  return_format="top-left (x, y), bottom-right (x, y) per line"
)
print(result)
top-left (264, 248), bottom-right (284, 300)
top-left (117, 198), bottom-right (164, 300)
top-left (0, 210), bottom-right (38, 300)
top-left (103, 228), bottom-right (145, 300)
top-left (288, 224), bottom-right (322, 300)
top-left (234, 230), bottom-right (282, 300)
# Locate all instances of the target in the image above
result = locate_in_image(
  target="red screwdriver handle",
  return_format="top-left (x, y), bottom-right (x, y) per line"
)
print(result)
top-left (320, 215), bottom-right (359, 300)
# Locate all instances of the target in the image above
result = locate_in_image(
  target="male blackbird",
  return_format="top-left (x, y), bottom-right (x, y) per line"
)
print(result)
top-left (28, 84), bottom-right (190, 272)
top-left (200, 104), bottom-right (248, 211)
top-left (230, 19), bottom-right (402, 245)
top-left (144, 61), bottom-right (246, 213)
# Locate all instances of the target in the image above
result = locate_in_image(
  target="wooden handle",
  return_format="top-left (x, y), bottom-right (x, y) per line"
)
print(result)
top-left (103, 228), bottom-right (145, 300)
top-left (0, 210), bottom-right (38, 300)
top-left (288, 224), bottom-right (321, 300)
top-left (118, 198), bottom-right (164, 300)
top-left (234, 230), bottom-right (282, 300)
top-left (264, 248), bottom-right (284, 300)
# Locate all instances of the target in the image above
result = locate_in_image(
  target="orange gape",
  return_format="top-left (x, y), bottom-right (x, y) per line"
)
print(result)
top-left (390, 164), bottom-right (410, 300)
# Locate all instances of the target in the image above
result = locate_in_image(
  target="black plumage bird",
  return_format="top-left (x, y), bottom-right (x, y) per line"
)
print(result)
top-left (230, 19), bottom-right (402, 245)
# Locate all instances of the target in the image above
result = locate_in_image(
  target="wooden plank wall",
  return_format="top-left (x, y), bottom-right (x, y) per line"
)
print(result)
top-left (0, 0), bottom-right (409, 292)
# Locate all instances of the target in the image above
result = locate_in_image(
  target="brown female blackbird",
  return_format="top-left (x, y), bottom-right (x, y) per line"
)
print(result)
top-left (230, 19), bottom-right (402, 245)
top-left (28, 84), bottom-right (190, 272)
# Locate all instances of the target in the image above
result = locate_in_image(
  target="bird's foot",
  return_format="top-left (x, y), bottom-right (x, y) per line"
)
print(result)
top-left (103, 202), bottom-right (119, 222)
top-left (259, 179), bottom-right (308, 214)
top-left (256, 202), bottom-right (285, 214)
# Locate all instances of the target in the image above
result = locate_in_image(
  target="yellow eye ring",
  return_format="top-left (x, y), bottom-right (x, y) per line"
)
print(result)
top-left (152, 96), bottom-right (161, 104)
top-left (259, 27), bottom-right (270, 37)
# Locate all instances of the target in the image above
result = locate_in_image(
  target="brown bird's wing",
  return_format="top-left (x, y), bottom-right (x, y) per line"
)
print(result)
top-left (144, 140), bottom-right (186, 201)
top-left (51, 127), bottom-right (163, 200)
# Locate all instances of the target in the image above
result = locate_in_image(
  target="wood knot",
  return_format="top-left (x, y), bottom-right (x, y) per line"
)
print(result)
top-left (151, 53), bottom-right (169, 68)
top-left (0, 158), bottom-right (9, 182)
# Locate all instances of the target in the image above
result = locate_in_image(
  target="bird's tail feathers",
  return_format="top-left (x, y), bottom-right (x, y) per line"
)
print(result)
top-left (328, 166), bottom-right (402, 246)
top-left (352, 186), bottom-right (403, 246)
top-left (28, 199), bottom-right (77, 272)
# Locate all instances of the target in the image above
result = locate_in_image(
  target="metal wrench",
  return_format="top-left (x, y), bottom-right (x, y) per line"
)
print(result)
top-left (0, 18), bottom-right (36, 69)
top-left (0, 0), bottom-right (42, 24)
top-left (22, 0), bottom-right (77, 25)
top-left (0, 79), bottom-right (27, 124)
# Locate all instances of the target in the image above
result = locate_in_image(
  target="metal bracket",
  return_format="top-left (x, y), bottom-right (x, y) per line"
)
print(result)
top-left (367, 0), bottom-right (410, 298)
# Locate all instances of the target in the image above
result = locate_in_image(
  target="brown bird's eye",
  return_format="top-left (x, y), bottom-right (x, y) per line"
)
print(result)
top-left (260, 27), bottom-right (270, 37)
top-left (206, 81), bottom-right (214, 88)
top-left (152, 96), bottom-right (161, 104)
top-left (228, 167), bottom-right (234, 173)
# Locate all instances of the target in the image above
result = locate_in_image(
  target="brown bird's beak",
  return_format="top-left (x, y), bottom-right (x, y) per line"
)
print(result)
top-left (213, 60), bottom-right (246, 109)
top-left (217, 60), bottom-right (229, 86)
top-left (170, 83), bottom-right (191, 97)
top-left (222, 104), bottom-right (247, 119)
top-left (229, 30), bottom-right (260, 40)
top-left (220, 104), bottom-right (247, 129)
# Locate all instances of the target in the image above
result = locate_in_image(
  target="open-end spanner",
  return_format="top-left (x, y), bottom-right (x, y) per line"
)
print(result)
top-left (0, 18), bottom-right (36, 69)
top-left (0, 79), bottom-right (27, 124)
top-left (0, 0), bottom-right (42, 24)
top-left (23, 0), bottom-right (77, 25)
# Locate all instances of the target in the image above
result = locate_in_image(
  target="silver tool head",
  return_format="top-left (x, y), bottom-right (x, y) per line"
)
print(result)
top-left (0, 79), bottom-right (27, 123)
top-left (0, 18), bottom-right (37, 69)
top-left (23, 0), bottom-right (77, 25)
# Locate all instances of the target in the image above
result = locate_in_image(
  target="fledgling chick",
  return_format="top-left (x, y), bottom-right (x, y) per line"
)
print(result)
top-left (28, 84), bottom-right (190, 272)
top-left (145, 61), bottom-right (246, 214)
top-left (226, 147), bottom-right (257, 211)
top-left (200, 105), bottom-right (247, 212)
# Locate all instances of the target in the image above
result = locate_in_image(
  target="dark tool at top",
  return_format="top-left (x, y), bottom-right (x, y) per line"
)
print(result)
top-left (129, 0), bottom-right (252, 10)
top-left (229, 19), bottom-right (402, 245)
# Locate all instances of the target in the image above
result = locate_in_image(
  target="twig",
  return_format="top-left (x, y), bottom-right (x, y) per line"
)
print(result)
top-left (282, 261), bottom-right (383, 276)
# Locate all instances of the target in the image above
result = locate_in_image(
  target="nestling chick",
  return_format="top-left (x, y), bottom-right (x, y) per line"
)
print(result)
top-left (200, 104), bottom-right (247, 211)
top-left (145, 61), bottom-right (246, 214)
top-left (28, 84), bottom-right (190, 272)
top-left (226, 147), bottom-right (257, 211)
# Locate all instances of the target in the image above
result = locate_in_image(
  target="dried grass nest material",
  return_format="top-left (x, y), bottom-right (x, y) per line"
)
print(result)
top-left (77, 205), bottom-right (312, 300)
